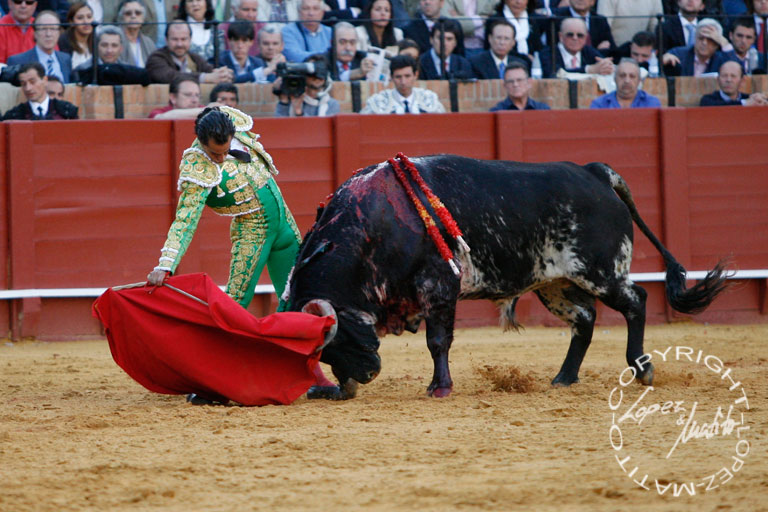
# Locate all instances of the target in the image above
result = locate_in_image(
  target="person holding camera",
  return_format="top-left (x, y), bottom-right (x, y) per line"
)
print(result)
top-left (274, 54), bottom-right (340, 116)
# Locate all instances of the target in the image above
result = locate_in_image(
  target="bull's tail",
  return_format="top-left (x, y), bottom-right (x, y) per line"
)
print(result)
top-left (585, 162), bottom-right (731, 315)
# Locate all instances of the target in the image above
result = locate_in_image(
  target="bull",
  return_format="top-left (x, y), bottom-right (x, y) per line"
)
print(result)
top-left (288, 154), bottom-right (729, 399)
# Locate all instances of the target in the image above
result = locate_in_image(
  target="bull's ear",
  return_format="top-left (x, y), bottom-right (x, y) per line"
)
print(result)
top-left (315, 204), bottom-right (325, 222)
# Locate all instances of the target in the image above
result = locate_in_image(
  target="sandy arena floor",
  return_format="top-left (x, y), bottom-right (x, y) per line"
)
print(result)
top-left (1, 322), bottom-right (766, 512)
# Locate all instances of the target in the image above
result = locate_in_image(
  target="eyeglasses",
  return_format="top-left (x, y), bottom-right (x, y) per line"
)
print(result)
top-left (564, 32), bottom-right (586, 39)
top-left (123, 9), bottom-right (144, 15)
top-left (11, 0), bottom-right (37, 5)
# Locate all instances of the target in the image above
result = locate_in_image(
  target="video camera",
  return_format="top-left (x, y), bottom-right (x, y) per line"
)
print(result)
top-left (273, 60), bottom-right (328, 97)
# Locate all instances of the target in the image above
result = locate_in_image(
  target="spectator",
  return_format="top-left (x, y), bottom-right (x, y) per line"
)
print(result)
top-left (146, 20), bottom-right (234, 83)
top-left (0, 0), bottom-right (37, 63)
top-left (471, 19), bottom-right (532, 79)
top-left (403, 0), bottom-right (445, 54)
top-left (176, 0), bottom-right (226, 62)
top-left (71, 25), bottom-right (151, 84)
top-left (356, 0), bottom-right (404, 58)
top-left (490, 59), bottom-right (550, 110)
top-left (2, 62), bottom-right (78, 119)
top-left (590, 58), bottom-right (662, 108)
top-left (221, 0), bottom-right (263, 57)
top-left (441, 0), bottom-right (497, 57)
top-left (330, 21), bottom-right (375, 80)
top-left (148, 73), bottom-right (210, 117)
top-left (724, 17), bottom-right (763, 74)
top-left (418, 18), bottom-right (473, 78)
top-left (117, 0), bottom-right (157, 68)
top-left (662, 18), bottom-right (735, 75)
top-left (57, 1), bottom-right (93, 69)
top-left (612, 30), bottom-right (657, 72)
top-left (322, 0), bottom-right (365, 25)
top-left (361, 54), bottom-right (446, 113)
top-left (661, 0), bottom-right (705, 52)
top-left (251, 23), bottom-right (286, 82)
top-left (45, 74), bottom-right (65, 99)
top-left (281, 0), bottom-right (331, 63)
top-left (210, 81), bottom-right (238, 106)
top-left (699, 59), bottom-right (768, 104)
top-left (485, 0), bottom-right (545, 58)
top-left (258, 0), bottom-right (299, 22)
top-left (540, 17), bottom-right (613, 77)
top-left (215, 20), bottom-right (266, 81)
top-left (597, 0), bottom-right (663, 47)
top-left (108, 0), bottom-right (176, 48)
top-left (751, 0), bottom-right (768, 53)
top-left (552, 0), bottom-right (616, 52)
top-left (8, 11), bottom-right (72, 83)
top-left (274, 53), bottom-right (340, 116)
top-left (397, 37), bottom-right (420, 59)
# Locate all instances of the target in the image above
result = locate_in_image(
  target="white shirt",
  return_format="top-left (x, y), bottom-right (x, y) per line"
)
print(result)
top-left (503, 5), bottom-right (530, 55)
top-left (29, 95), bottom-right (51, 117)
top-left (558, 42), bottom-right (580, 69)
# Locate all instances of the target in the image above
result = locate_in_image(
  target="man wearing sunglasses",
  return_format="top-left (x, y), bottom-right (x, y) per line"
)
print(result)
top-left (0, 0), bottom-right (37, 63)
top-left (540, 17), bottom-right (614, 78)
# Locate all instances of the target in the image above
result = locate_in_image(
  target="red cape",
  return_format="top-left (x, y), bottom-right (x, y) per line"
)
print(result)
top-left (92, 273), bottom-right (335, 406)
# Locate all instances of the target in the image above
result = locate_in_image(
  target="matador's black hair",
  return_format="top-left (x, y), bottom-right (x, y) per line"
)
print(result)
top-left (195, 107), bottom-right (235, 146)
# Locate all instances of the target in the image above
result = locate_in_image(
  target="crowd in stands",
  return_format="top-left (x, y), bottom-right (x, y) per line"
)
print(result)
top-left (0, 0), bottom-right (765, 119)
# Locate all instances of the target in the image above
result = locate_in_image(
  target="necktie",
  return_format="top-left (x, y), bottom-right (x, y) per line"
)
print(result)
top-left (582, 19), bottom-right (592, 46)
top-left (686, 24), bottom-right (695, 46)
top-left (37, 106), bottom-right (44, 118)
top-left (403, 100), bottom-right (410, 113)
top-left (499, 61), bottom-right (505, 79)
top-left (46, 56), bottom-right (55, 77)
top-left (342, 62), bottom-right (349, 71)
top-left (571, 56), bottom-right (578, 69)
top-left (759, 20), bottom-right (765, 53)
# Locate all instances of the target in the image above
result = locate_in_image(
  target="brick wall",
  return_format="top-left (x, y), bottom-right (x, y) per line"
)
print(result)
top-left (3, 75), bottom-right (766, 120)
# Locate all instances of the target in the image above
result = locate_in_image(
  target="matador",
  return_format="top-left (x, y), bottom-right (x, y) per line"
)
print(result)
top-left (147, 106), bottom-right (301, 310)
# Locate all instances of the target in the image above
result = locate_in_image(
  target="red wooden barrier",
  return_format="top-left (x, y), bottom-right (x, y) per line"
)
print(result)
top-left (1, 108), bottom-right (766, 340)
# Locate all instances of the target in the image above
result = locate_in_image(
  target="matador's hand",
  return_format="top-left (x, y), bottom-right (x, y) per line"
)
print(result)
top-left (147, 269), bottom-right (169, 286)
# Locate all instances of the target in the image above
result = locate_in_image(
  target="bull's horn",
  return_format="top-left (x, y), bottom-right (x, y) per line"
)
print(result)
top-left (302, 299), bottom-right (338, 351)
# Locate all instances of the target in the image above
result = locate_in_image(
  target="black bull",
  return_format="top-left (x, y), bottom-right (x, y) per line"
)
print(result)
top-left (287, 155), bottom-right (729, 398)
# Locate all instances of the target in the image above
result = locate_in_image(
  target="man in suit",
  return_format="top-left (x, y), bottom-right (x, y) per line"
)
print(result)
top-left (2, 62), bottom-right (78, 119)
top-left (146, 20), bottom-right (234, 83)
top-left (418, 18), bottom-right (473, 79)
top-left (700, 60), bottom-right (768, 105)
top-left (7, 10), bottom-right (71, 83)
top-left (490, 60), bottom-right (550, 110)
top-left (540, 17), bottom-right (613, 77)
top-left (552, 0), bottom-right (616, 52)
top-left (724, 16), bottom-right (765, 74)
top-left (403, 0), bottom-right (445, 54)
top-left (470, 19), bottom-right (532, 79)
top-left (660, 0), bottom-right (705, 52)
top-left (662, 18), bottom-right (736, 76)
top-left (328, 21), bottom-right (375, 81)
top-left (611, 30), bottom-right (656, 71)
top-left (71, 25), bottom-right (151, 85)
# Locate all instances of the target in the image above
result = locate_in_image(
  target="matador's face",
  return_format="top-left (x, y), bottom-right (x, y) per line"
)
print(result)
top-left (201, 136), bottom-right (232, 164)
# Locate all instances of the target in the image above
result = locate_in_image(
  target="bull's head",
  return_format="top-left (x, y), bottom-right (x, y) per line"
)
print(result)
top-left (301, 299), bottom-right (381, 386)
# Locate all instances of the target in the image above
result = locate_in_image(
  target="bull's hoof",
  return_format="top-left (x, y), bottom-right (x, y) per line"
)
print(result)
top-left (551, 373), bottom-right (579, 387)
top-left (307, 385), bottom-right (345, 400)
top-left (637, 362), bottom-right (654, 386)
top-left (428, 386), bottom-right (452, 398)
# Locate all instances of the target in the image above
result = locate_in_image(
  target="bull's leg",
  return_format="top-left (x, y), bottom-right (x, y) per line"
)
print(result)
top-left (534, 283), bottom-right (596, 386)
top-left (424, 312), bottom-right (456, 397)
top-left (600, 280), bottom-right (653, 385)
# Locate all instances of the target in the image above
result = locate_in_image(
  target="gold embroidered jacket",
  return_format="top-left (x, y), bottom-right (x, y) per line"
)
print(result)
top-left (155, 130), bottom-right (281, 274)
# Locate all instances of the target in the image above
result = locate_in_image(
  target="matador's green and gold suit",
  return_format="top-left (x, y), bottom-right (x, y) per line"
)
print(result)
top-left (154, 107), bottom-right (301, 309)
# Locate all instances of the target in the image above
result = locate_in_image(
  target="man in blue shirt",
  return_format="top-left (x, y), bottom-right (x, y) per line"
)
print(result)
top-left (590, 58), bottom-right (661, 109)
top-left (490, 60), bottom-right (550, 111)
top-left (281, 0), bottom-right (332, 63)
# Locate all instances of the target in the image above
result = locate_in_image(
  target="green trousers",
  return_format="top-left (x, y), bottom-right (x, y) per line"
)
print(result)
top-left (225, 182), bottom-right (300, 311)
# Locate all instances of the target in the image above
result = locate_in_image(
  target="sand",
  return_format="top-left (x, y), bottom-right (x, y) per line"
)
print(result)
top-left (1, 322), bottom-right (766, 512)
